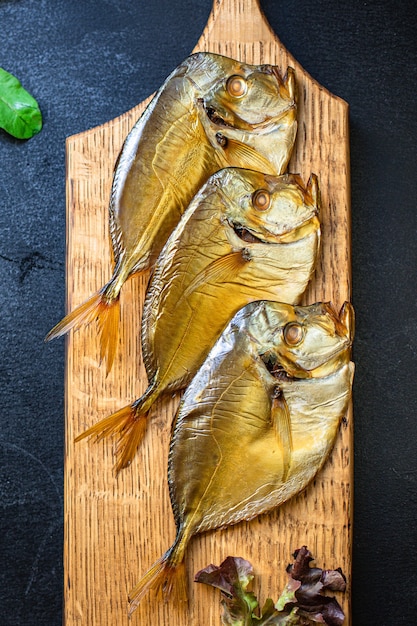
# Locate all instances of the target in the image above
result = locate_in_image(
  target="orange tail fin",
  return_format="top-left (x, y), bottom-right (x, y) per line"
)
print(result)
top-left (75, 384), bottom-right (159, 473)
top-left (128, 541), bottom-right (188, 615)
top-left (45, 290), bottom-right (120, 374)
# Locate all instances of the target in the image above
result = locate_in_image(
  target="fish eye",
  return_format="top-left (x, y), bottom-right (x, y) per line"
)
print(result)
top-left (226, 75), bottom-right (248, 98)
top-left (252, 189), bottom-right (271, 211)
top-left (283, 322), bottom-right (304, 346)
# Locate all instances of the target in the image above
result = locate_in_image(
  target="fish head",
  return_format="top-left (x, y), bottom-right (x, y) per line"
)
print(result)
top-left (274, 301), bottom-right (354, 378)
top-left (203, 62), bottom-right (295, 127)
top-left (252, 301), bottom-right (354, 380)
top-left (187, 53), bottom-right (297, 174)
top-left (218, 168), bottom-right (320, 246)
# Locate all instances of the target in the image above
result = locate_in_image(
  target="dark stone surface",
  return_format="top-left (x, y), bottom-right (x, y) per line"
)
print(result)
top-left (1, 1), bottom-right (416, 624)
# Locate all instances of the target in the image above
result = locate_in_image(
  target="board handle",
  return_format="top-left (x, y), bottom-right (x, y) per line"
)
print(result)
top-left (194, 0), bottom-right (282, 50)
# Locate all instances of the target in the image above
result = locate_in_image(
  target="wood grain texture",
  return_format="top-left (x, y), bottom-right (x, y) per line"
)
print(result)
top-left (63, 0), bottom-right (352, 624)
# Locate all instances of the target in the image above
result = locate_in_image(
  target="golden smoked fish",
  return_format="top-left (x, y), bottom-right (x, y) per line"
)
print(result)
top-left (46, 52), bottom-right (297, 371)
top-left (77, 168), bottom-right (321, 472)
top-left (128, 299), bottom-right (355, 613)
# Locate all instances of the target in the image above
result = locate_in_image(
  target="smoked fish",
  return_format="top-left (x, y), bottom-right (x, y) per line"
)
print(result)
top-left (128, 299), bottom-right (355, 612)
top-left (46, 53), bottom-right (297, 371)
top-left (76, 167), bottom-right (321, 472)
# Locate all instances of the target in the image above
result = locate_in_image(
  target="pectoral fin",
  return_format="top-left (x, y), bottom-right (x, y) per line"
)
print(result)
top-left (271, 392), bottom-right (293, 481)
top-left (182, 249), bottom-right (251, 299)
top-left (220, 136), bottom-right (276, 174)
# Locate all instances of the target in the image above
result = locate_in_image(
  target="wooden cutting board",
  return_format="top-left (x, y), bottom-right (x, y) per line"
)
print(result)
top-left (63, 0), bottom-right (352, 624)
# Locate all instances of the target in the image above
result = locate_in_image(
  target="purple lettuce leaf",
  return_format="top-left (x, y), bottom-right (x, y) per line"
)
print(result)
top-left (195, 547), bottom-right (346, 626)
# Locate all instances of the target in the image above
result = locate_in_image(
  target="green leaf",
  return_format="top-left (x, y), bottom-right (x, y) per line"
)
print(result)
top-left (0, 67), bottom-right (42, 139)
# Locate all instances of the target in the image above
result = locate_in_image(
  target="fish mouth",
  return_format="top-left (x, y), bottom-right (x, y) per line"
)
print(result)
top-left (262, 343), bottom-right (351, 382)
top-left (232, 223), bottom-right (266, 244)
top-left (198, 97), bottom-right (296, 132)
top-left (200, 100), bottom-right (234, 128)
top-left (230, 215), bottom-right (320, 245)
top-left (263, 358), bottom-right (295, 382)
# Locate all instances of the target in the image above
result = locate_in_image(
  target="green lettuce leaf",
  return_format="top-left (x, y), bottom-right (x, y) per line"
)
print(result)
top-left (195, 547), bottom-right (346, 626)
top-left (0, 67), bottom-right (42, 139)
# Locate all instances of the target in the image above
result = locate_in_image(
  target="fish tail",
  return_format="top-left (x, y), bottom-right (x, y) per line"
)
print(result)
top-left (45, 288), bottom-right (120, 374)
top-left (128, 536), bottom-right (188, 615)
top-left (97, 296), bottom-right (120, 375)
top-left (45, 292), bottom-right (104, 340)
top-left (75, 384), bottom-right (159, 473)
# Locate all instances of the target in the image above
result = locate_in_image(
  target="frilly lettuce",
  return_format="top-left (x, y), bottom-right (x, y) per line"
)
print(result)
top-left (195, 546), bottom-right (346, 625)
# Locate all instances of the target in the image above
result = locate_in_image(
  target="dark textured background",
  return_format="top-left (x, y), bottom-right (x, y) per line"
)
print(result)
top-left (1, 1), bottom-right (416, 624)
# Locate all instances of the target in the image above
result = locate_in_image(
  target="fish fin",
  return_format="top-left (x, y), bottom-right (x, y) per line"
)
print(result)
top-left (45, 290), bottom-right (120, 374)
top-left (182, 250), bottom-right (250, 299)
top-left (45, 292), bottom-right (104, 339)
top-left (283, 66), bottom-right (296, 100)
top-left (97, 298), bottom-right (120, 375)
top-left (221, 137), bottom-right (275, 174)
top-left (271, 393), bottom-right (293, 482)
top-left (306, 173), bottom-right (320, 210)
top-left (128, 539), bottom-right (188, 614)
top-left (75, 384), bottom-right (159, 474)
